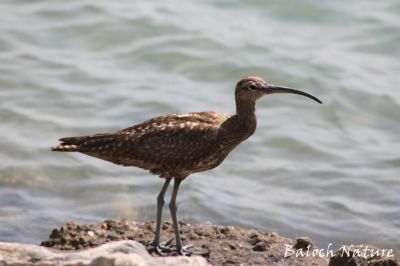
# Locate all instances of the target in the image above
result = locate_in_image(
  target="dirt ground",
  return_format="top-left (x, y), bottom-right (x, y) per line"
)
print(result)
top-left (41, 219), bottom-right (398, 266)
top-left (41, 219), bottom-right (329, 265)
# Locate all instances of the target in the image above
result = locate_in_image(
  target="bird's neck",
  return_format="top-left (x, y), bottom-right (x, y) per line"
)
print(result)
top-left (233, 109), bottom-right (257, 137)
top-left (236, 97), bottom-right (256, 119)
top-left (218, 98), bottom-right (257, 148)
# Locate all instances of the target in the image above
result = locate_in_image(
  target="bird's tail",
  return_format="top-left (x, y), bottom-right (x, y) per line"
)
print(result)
top-left (51, 133), bottom-right (114, 152)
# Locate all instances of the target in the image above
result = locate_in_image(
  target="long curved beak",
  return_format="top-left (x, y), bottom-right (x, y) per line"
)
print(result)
top-left (264, 85), bottom-right (322, 104)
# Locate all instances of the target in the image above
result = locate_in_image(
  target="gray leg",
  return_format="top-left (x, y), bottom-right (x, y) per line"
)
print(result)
top-left (153, 178), bottom-right (171, 248)
top-left (169, 178), bottom-right (189, 255)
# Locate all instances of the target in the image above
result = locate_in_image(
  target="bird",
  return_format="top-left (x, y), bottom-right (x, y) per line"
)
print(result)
top-left (51, 76), bottom-right (322, 256)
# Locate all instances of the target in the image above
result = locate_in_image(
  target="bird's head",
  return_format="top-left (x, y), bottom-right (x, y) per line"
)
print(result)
top-left (235, 76), bottom-right (322, 104)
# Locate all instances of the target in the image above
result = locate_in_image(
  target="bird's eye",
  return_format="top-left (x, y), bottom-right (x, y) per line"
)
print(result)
top-left (248, 84), bottom-right (258, 92)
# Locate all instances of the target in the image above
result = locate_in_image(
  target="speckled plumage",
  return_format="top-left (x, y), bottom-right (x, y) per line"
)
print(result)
top-left (53, 111), bottom-right (244, 179)
top-left (52, 76), bottom-right (321, 255)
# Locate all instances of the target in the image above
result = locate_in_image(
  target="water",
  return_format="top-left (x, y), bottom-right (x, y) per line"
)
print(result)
top-left (0, 0), bottom-right (399, 254)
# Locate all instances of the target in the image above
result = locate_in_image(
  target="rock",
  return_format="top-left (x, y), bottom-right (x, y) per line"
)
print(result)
top-left (252, 241), bottom-right (267, 252)
top-left (329, 244), bottom-right (399, 266)
top-left (40, 219), bottom-right (330, 266)
top-left (0, 240), bottom-right (210, 266)
top-left (293, 237), bottom-right (314, 250)
top-left (8, 221), bottom-right (399, 266)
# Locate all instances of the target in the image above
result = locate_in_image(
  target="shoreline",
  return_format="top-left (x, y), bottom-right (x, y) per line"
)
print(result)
top-left (0, 219), bottom-right (398, 266)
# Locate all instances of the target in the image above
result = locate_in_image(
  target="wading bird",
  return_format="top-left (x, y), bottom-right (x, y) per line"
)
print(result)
top-left (52, 76), bottom-right (322, 256)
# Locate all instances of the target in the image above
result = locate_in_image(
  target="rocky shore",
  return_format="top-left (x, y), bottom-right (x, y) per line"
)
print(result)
top-left (0, 219), bottom-right (398, 266)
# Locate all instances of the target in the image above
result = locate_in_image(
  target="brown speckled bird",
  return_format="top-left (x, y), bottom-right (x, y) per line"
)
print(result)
top-left (52, 76), bottom-right (322, 256)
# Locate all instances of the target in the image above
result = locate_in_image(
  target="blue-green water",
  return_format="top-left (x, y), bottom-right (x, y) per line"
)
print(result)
top-left (0, 0), bottom-right (399, 255)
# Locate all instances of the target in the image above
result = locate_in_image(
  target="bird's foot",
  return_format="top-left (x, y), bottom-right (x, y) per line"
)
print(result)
top-left (149, 240), bottom-right (209, 257)
top-left (177, 244), bottom-right (193, 256)
top-left (148, 237), bottom-right (174, 256)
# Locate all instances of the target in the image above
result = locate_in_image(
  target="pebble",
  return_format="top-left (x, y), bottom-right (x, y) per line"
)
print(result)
top-left (194, 228), bottom-right (205, 236)
top-left (106, 234), bottom-right (120, 241)
top-left (248, 230), bottom-right (258, 237)
top-left (161, 224), bottom-right (169, 230)
top-left (294, 237), bottom-right (314, 250)
top-left (253, 241), bottom-right (267, 252)
top-left (219, 226), bottom-right (229, 234)
top-left (101, 223), bottom-right (108, 230)
top-left (249, 237), bottom-right (261, 245)
top-left (188, 232), bottom-right (199, 240)
top-left (270, 232), bottom-right (279, 237)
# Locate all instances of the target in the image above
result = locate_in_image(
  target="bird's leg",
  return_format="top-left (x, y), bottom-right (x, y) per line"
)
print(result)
top-left (169, 178), bottom-right (192, 256)
top-left (150, 178), bottom-right (171, 255)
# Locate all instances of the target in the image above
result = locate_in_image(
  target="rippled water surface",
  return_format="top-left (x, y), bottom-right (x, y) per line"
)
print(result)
top-left (1, 0), bottom-right (399, 254)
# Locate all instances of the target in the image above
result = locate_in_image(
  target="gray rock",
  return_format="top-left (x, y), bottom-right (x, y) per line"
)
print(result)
top-left (0, 240), bottom-right (210, 266)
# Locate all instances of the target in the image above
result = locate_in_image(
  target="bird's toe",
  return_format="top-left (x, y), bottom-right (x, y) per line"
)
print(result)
top-left (148, 237), bottom-right (175, 256)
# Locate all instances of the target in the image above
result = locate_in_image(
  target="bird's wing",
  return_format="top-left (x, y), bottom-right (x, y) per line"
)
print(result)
top-left (69, 112), bottom-right (229, 173)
